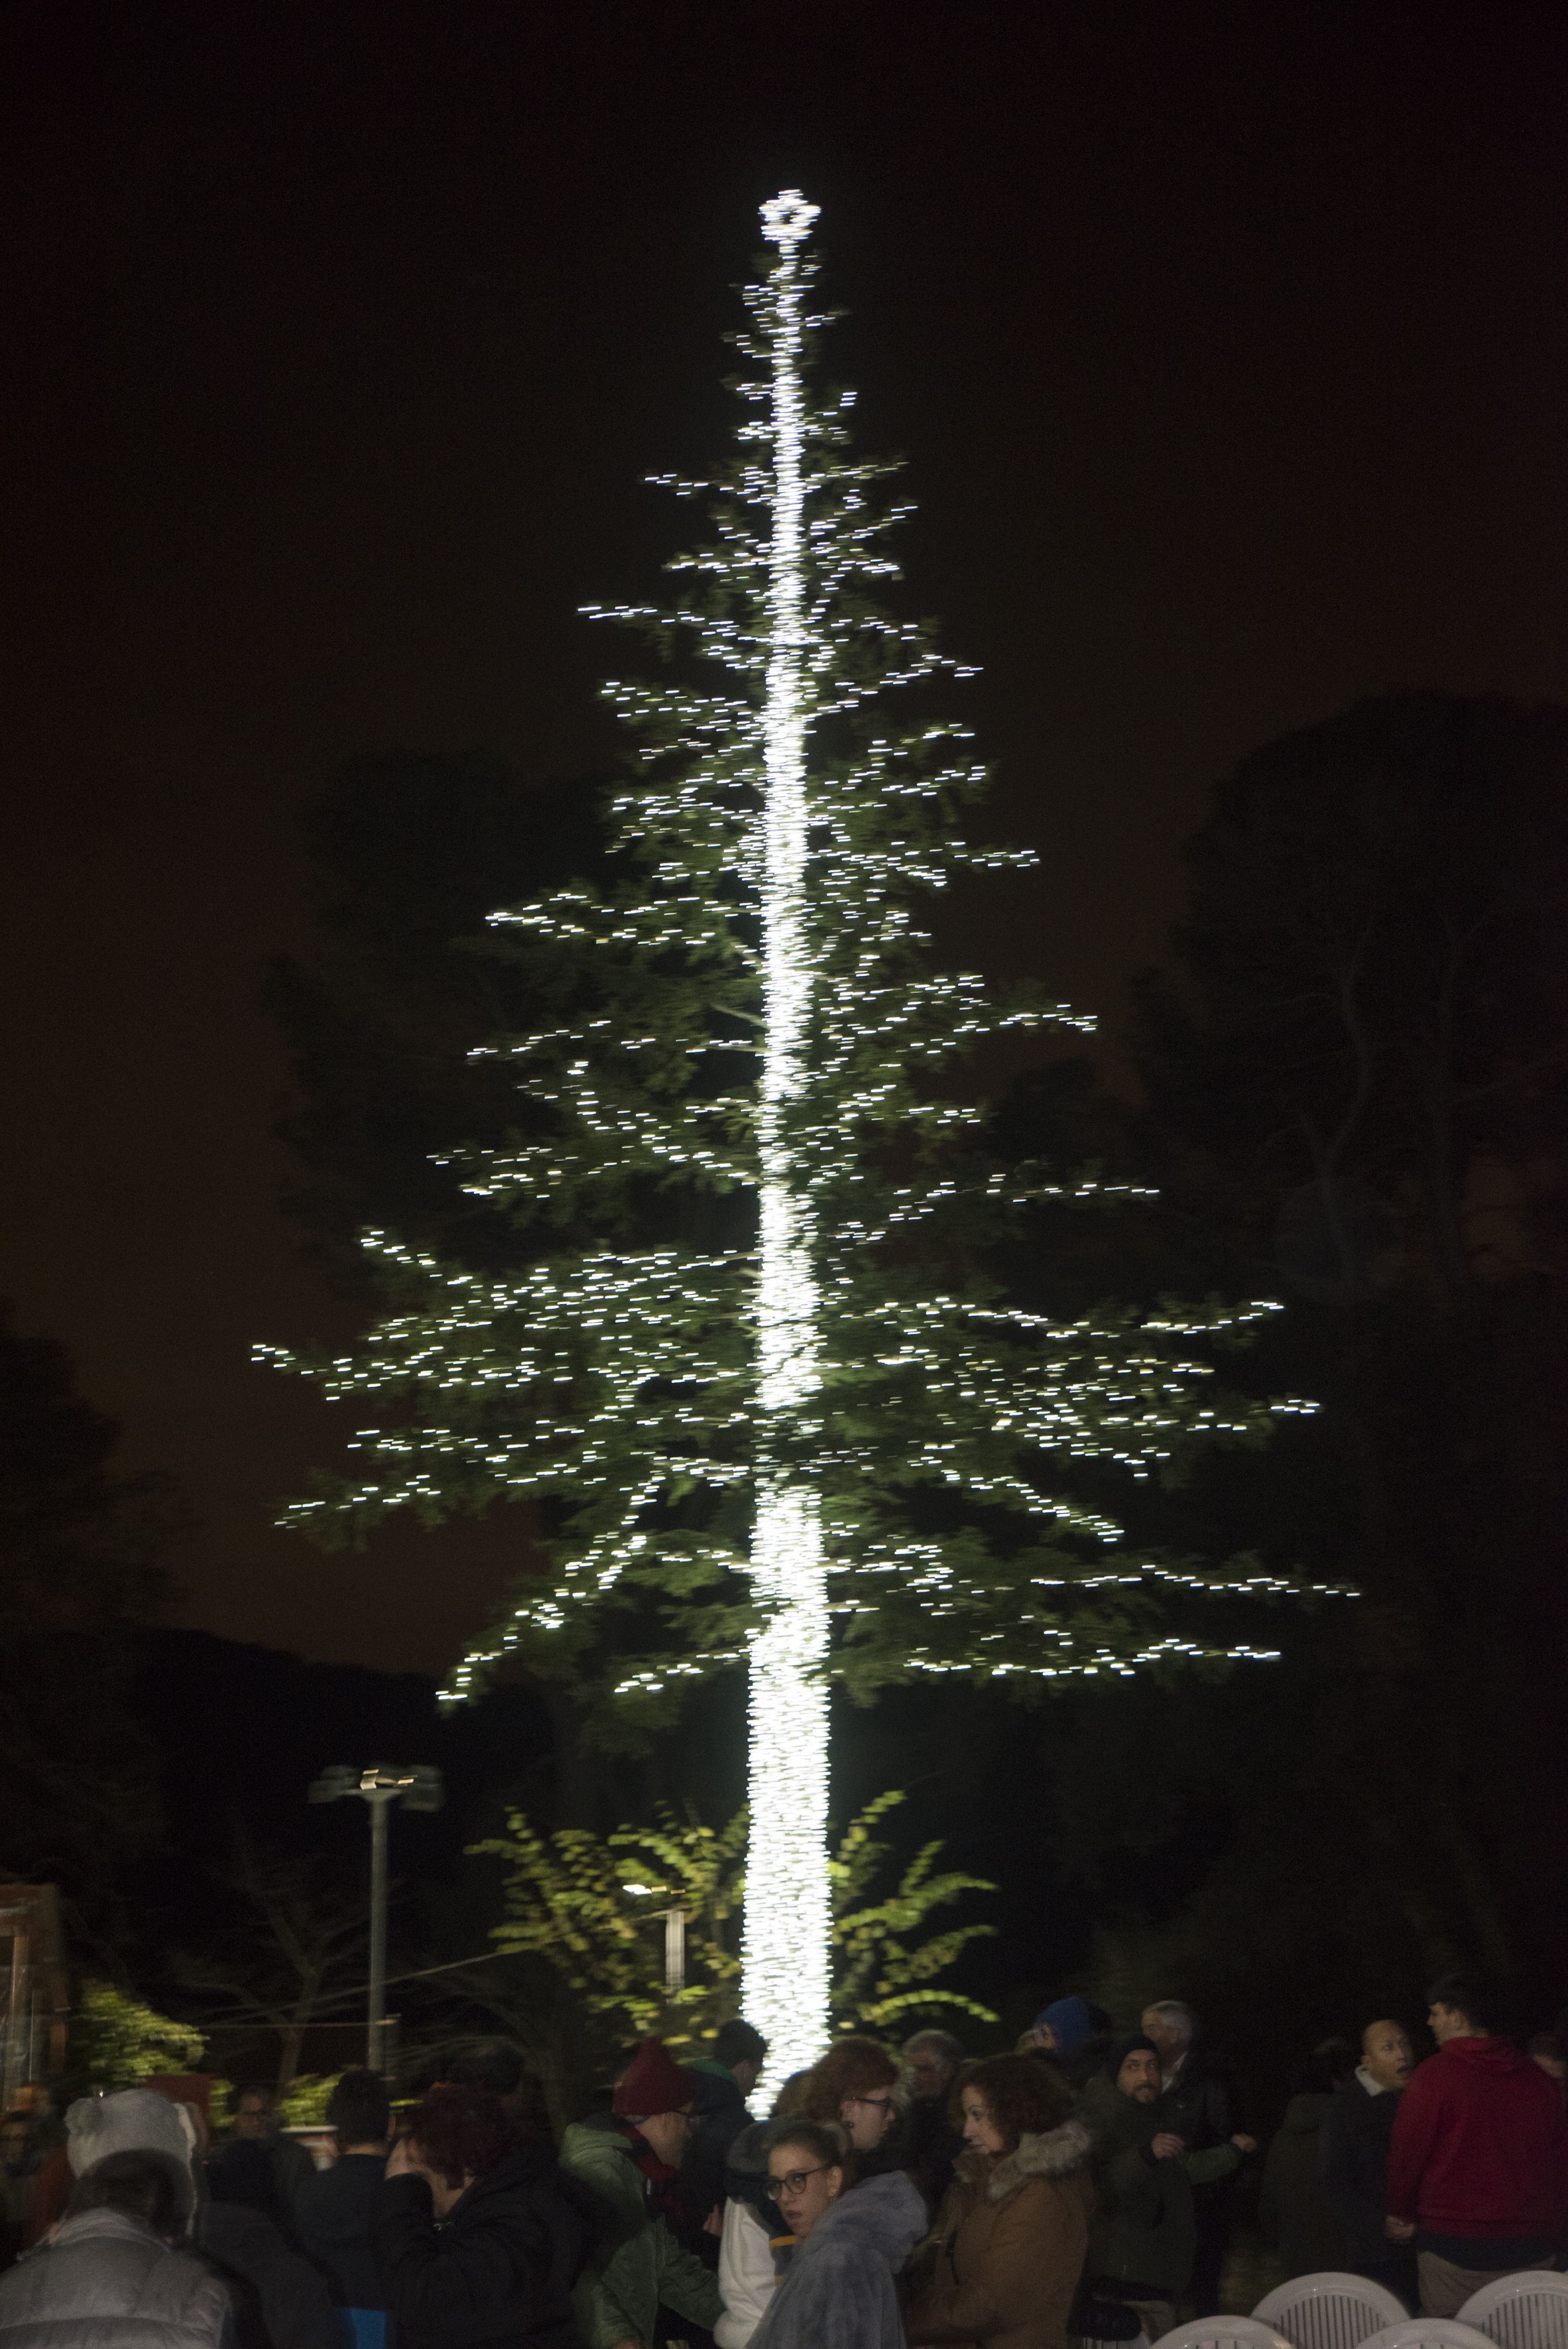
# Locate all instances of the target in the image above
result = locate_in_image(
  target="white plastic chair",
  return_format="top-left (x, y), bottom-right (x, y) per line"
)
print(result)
top-left (1253, 2272), bottom-right (1410, 2349)
top-left (1157, 2323), bottom-right (1294, 2349)
top-left (1360, 2323), bottom-right (1495, 2349)
top-left (1457, 2271), bottom-right (1568, 2349)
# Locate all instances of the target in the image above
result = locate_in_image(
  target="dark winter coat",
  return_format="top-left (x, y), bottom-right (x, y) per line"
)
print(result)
top-left (294, 2155), bottom-right (387, 2309)
top-left (0, 2207), bottom-right (231, 2349)
top-left (750, 2171), bottom-right (926, 2349)
top-left (1150, 2056), bottom-right (1237, 2162)
top-left (558, 2117), bottom-right (720, 2349)
top-left (905, 2100), bottom-right (967, 2210)
top-left (1258, 2095), bottom-right (1351, 2278)
top-left (196, 2198), bottom-right (339, 2349)
top-left (906, 2119), bottom-right (1093, 2349)
top-left (211, 2139), bottom-right (315, 2224)
top-left (1077, 2077), bottom-right (1196, 2299)
top-left (372, 2145), bottom-right (588, 2349)
top-left (683, 2067), bottom-right (751, 2231)
top-left (1320, 2075), bottom-right (1402, 2266)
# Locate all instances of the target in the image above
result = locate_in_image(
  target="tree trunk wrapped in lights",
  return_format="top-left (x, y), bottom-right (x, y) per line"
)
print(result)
top-left (265, 191), bottom-right (1327, 2099)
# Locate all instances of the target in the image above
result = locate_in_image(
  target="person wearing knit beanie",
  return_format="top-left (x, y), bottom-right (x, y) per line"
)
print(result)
top-left (1105, 2034), bottom-right (1163, 2094)
top-left (1032, 1996), bottom-right (1094, 2058)
top-left (560, 2040), bottom-right (721, 2349)
top-left (612, 2037), bottom-right (697, 2125)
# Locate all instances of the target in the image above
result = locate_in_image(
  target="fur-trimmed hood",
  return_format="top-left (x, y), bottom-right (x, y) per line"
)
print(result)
top-left (957, 2117), bottom-right (1092, 2202)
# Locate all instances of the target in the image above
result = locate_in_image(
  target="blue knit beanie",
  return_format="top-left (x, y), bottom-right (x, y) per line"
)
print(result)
top-left (1032, 1996), bottom-right (1094, 2057)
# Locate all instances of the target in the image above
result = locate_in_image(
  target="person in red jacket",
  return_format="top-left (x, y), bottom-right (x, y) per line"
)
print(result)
top-left (1386, 1971), bottom-right (1568, 2317)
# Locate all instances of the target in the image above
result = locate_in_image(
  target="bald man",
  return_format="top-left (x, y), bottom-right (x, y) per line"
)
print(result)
top-left (1321, 2020), bottom-right (1417, 2305)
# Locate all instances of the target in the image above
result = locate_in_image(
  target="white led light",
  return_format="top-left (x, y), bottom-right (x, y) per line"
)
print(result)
top-left (742, 190), bottom-right (832, 2101)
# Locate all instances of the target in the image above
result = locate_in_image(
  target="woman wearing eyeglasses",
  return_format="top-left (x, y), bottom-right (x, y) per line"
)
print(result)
top-left (906, 2056), bottom-right (1092, 2349)
top-left (747, 2121), bottom-right (926, 2349)
top-left (715, 2039), bottom-right (910, 2349)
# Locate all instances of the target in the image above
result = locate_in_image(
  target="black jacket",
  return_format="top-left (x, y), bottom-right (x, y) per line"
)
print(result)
top-left (904, 2098), bottom-right (965, 2209)
top-left (294, 2153), bottom-right (387, 2309)
top-left (1320, 2076), bottom-right (1402, 2263)
top-left (196, 2198), bottom-right (339, 2349)
top-left (682, 2069), bottom-right (751, 2233)
top-left (1152, 2057), bottom-right (1236, 2163)
top-left (372, 2145), bottom-right (589, 2349)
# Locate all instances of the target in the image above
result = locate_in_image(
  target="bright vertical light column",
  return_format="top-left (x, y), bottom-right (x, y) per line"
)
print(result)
top-left (741, 189), bottom-right (833, 2103)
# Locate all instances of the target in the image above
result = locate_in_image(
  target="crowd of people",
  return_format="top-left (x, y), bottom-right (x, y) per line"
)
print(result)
top-left (0, 1970), bottom-right (1563, 2349)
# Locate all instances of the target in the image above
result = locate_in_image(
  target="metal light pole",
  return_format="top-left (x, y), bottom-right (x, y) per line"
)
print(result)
top-left (623, 1882), bottom-right (688, 1999)
top-left (308, 1763), bottom-right (444, 2074)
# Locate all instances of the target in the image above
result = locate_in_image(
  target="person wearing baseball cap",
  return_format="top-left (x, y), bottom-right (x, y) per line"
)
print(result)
top-left (559, 2039), bottom-right (722, 2349)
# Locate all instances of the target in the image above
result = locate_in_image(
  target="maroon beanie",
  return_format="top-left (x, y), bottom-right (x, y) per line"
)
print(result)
top-left (613, 2037), bottom-right (696, 2120)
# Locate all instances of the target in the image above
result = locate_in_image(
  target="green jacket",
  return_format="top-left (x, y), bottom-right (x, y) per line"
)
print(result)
top-left (1078, 2075), bottom-right (1199, 2296)
top-left (558, 2116), bottom-right (722, 2349)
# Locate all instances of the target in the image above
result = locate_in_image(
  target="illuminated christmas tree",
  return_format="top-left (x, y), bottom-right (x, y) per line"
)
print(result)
top-left (267, 192), bottom-right (1321, 2096)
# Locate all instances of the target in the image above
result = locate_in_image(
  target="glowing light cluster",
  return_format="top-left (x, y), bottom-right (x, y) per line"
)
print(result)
top-left (265, 191), bottom-right (1329, 2097)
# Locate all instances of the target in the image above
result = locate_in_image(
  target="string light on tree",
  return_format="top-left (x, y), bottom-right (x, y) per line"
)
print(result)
top-left (265, 191), bottom-right (1333, 2106)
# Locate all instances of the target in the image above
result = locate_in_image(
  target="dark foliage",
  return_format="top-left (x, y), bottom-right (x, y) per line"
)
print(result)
top-left (0, 1306), bottom-right (180, 1907)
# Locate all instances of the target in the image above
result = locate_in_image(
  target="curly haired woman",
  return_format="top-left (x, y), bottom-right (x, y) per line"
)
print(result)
top-left (906, 2055), bottom-right (1091, 2349)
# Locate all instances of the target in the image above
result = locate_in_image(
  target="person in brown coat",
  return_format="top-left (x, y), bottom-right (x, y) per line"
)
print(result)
top-left (907, 2055), bottom-right (1092, 2349)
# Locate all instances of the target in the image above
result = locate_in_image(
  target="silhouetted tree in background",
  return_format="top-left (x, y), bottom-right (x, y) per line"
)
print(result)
top-left (1002, 694), bottom-right (1568, 2075)
top-left (0, 1306), bottom-right (180, 1918)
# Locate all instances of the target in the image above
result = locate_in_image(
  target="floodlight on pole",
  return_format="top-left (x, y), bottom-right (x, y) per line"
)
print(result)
top-left (621, 1880), bottom-right (688, 1998)
top-left (308, 1762), bottom-right (443, 2073)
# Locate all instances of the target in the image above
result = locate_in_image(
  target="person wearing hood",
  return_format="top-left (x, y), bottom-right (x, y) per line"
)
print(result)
top-left (1022, 2001), bottom-right (1111, 2091)
top-left (1386, 1971), bottom-right (1568, 2317)
top-left (373, 2083), bottom-right (587, 2349)
top-left (1077, 2035), bottom-right (1211, 2344)
top-left (0, 2145), bottom-right (231, 2349)
top-left (907, 2054), bottom-right (1091, 2349)
top-left (1319, 2019), bottom-right (1417, 2305)
top-left (558, 2039), bottom-right (721, 2349)
top-left (1257, 2041), bottom-right (1356, 2279)
top-left (747, 2119), bottom-right (924, 2349)
top-left (0, 2093), bottom-right (229, 2348)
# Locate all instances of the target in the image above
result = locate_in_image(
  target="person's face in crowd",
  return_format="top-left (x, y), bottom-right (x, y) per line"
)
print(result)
top-left (1140, 2010), bottom-right (1185, 2066)
top-left (731, 2057), bottom-right (762, 2099)
top-left (906, 2045), bottom-right (958, 2101)
top-left (839, 2085), bottom-right (896, 2150)
top-left (1117, 2050), bottom-right (1162, 2104)
top-left (0, 2122), bottom-right (30, 2170)
top-left (1427, 2001), bottom-right (1473, 2046)
top-left (234, 2094), bottom-right (272, 2139)
top-left (768, 2143), bottom-right (843, 2240)
top-left (635, 2105), bottom-right (693, 2167)
top-left (1362, 2021), bottom-right (1413, 2090)
top-left (959, 2087), bottom-right (1008, 2157)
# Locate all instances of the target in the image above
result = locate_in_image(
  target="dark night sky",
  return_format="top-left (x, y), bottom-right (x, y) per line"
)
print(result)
top-left (3, 2), bottom-right (1565, 1673)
